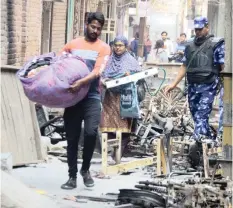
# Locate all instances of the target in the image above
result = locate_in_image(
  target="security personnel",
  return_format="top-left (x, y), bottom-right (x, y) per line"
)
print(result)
top-left (165, 17), bottom-right (225, 144)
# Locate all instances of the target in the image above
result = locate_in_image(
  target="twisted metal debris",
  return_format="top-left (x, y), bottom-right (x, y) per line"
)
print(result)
top-left (117, 173), bottom-right (232, 208)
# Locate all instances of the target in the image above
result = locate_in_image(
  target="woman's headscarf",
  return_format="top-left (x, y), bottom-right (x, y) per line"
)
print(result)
top-left (102, 36), bottom-right (141, 78)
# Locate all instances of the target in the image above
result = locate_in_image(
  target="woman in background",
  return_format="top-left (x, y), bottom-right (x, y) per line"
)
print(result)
top-left (100, 36), bottom-right (141, 158)
top-left (153, 40), bottom-right (168, 63)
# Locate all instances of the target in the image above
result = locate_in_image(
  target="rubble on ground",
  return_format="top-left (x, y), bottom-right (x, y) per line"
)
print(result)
top-left (34, 84), bottom-right (231, 208)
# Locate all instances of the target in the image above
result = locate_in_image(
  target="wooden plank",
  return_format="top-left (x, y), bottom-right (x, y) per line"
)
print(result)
top-left (1, 69), bottom-right (42, 165)
top-left (102, 133), bottom-right (108, 174)
top-left (1, 65), bottom-right (20, 72)
top-left (1, 72), bottom-right (19, 161)
top-left (19, 81), bottom-right (39, 160)
top-left (10, 72), bottom-right (27, 162)
top-left (167, 137), bottom-right (173, 173)
top-left (29, 102), bottom-right (43, 160)
top-left (207, 147), bottom-right (222, 156)
top-left (10, 72), bottom-right (29, 163)
top-left (157, 139), bottom-right (162, 175)
top-left (106, 157), bottom-right (156, 175)
top-left (160, 140), bottom-right (167, 174)
top-left (203, 143), bottom-right (210, 178)
top-left (1, 106), bottom-right (10, 152)
top-left (15, 77), bottom-right (37, 161)
top-left (114, 131), bottom-right (122, 164)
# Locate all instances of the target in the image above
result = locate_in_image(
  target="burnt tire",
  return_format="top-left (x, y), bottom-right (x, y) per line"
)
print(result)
top-left (188, 141), bottom-right (203, 168)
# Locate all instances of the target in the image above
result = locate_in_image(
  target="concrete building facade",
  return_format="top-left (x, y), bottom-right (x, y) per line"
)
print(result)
top-left (1, 0), bottom-right (117, 66)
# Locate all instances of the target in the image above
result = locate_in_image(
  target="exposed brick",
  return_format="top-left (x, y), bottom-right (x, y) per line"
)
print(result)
top-left (7, 54), bottom-right (17, 60)
top-left (51, 1), bottom-right (67, 52)
top-left (1, 0), bottom-right (42, 65)
top-left (7, 59), bottom-right (17, 65)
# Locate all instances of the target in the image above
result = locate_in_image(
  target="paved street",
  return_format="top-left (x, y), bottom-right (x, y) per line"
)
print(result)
top-left (12, 156), bottom-right (151, 208)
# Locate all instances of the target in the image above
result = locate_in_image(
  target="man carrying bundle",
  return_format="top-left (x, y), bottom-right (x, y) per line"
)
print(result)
top-left (60, 12), bottom-right (110, 189)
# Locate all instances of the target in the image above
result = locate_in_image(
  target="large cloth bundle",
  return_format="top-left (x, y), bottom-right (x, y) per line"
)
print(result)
top-left (17, 52), bottom-right (90, 108)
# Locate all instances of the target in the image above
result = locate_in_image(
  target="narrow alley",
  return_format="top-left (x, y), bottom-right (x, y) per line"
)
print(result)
top-left (1, 0), bottom-right (232, 208)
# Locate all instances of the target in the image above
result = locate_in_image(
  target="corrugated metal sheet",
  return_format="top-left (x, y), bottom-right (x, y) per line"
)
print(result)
top-left (1, 65), bottom-right (43, 166)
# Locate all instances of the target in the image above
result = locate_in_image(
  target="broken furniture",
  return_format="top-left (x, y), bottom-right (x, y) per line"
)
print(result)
top-left (101, 112), bottom-right (190, 175)
top-left (101, 131), bottom-right (168, 175)
top-left (141, 84), bottom-right (224, 177)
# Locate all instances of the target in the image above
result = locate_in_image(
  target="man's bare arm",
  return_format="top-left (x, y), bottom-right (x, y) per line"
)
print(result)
top-left (78, 72), bottom-right (98, 86)
top-left (165, 64), bottom-right (186, 93)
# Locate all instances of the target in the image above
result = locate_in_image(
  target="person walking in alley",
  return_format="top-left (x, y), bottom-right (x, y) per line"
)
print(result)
top-left (165, 17), bottom-right (225, 151)
top-left (130, 32), bottom-right (139, 58)
top-left (100, 35), bottom-right (141, 158)
top-left (175, 33), bottom-right (187, 63)
top-left (144, 35), bottom-right (152, 62)
top-left (161, 31), bottom-right (174, 56)
top-left (60, 12), bottom-right (110, 189)
top-left (153, 40), bottom-right (168, 63)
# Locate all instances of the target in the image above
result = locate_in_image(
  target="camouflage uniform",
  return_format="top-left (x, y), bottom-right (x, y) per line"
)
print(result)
top-left (182, 17), bottom-right (225, 141)
top-left (188, 78), bottom-right (219, 140)
top-left (185, 40), bottom-right (225, 140)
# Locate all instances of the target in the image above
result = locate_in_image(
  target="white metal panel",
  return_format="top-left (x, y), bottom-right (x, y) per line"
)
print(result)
top-left (105, 67), bottom-right (158, 89)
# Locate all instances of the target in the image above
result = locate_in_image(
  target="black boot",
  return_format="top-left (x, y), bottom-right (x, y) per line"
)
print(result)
top-left (61, 177), bottom-right (77, 190)
top-left (80, 170), bottom-right (94, 187)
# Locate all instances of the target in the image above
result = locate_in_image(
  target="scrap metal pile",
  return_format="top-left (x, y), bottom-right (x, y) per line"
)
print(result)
top-left (116, 85), bottom-right (233, 208)
top-left (116, 173), bottom-right (233, 208)
top-left (126, 86), bottom-right (195, 159)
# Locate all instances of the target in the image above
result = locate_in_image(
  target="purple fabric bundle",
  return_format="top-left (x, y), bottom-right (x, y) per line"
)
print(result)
top-left (17, 52), bottom-right (90, 108)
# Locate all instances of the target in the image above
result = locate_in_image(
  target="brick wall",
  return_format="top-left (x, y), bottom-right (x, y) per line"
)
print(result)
top-left (1, 0), bottom-right (42, 66)
top-left (1, 0), bottom-right (8, 65)
top-left (79, 0), bottom-right (86, 36)
top-left (51, 1), bottom-right (67, 52)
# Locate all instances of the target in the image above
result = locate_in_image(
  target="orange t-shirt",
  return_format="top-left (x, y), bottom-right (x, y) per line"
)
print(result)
top-left (61, 37), bottom-right (110, 99)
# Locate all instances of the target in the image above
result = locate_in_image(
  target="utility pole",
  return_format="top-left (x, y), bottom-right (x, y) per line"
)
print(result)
top-left (138, 17), bottom-right (146, 58)
top-left (221, 0), bottom-right (232, 179)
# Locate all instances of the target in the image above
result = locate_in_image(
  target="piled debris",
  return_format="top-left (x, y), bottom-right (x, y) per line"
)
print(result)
top-left (115, 85), bottom-right (232, 208)
top-left (116, 173), bottom-right (233, 208)
top-left (125, 85), bottom-right (194, 157)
